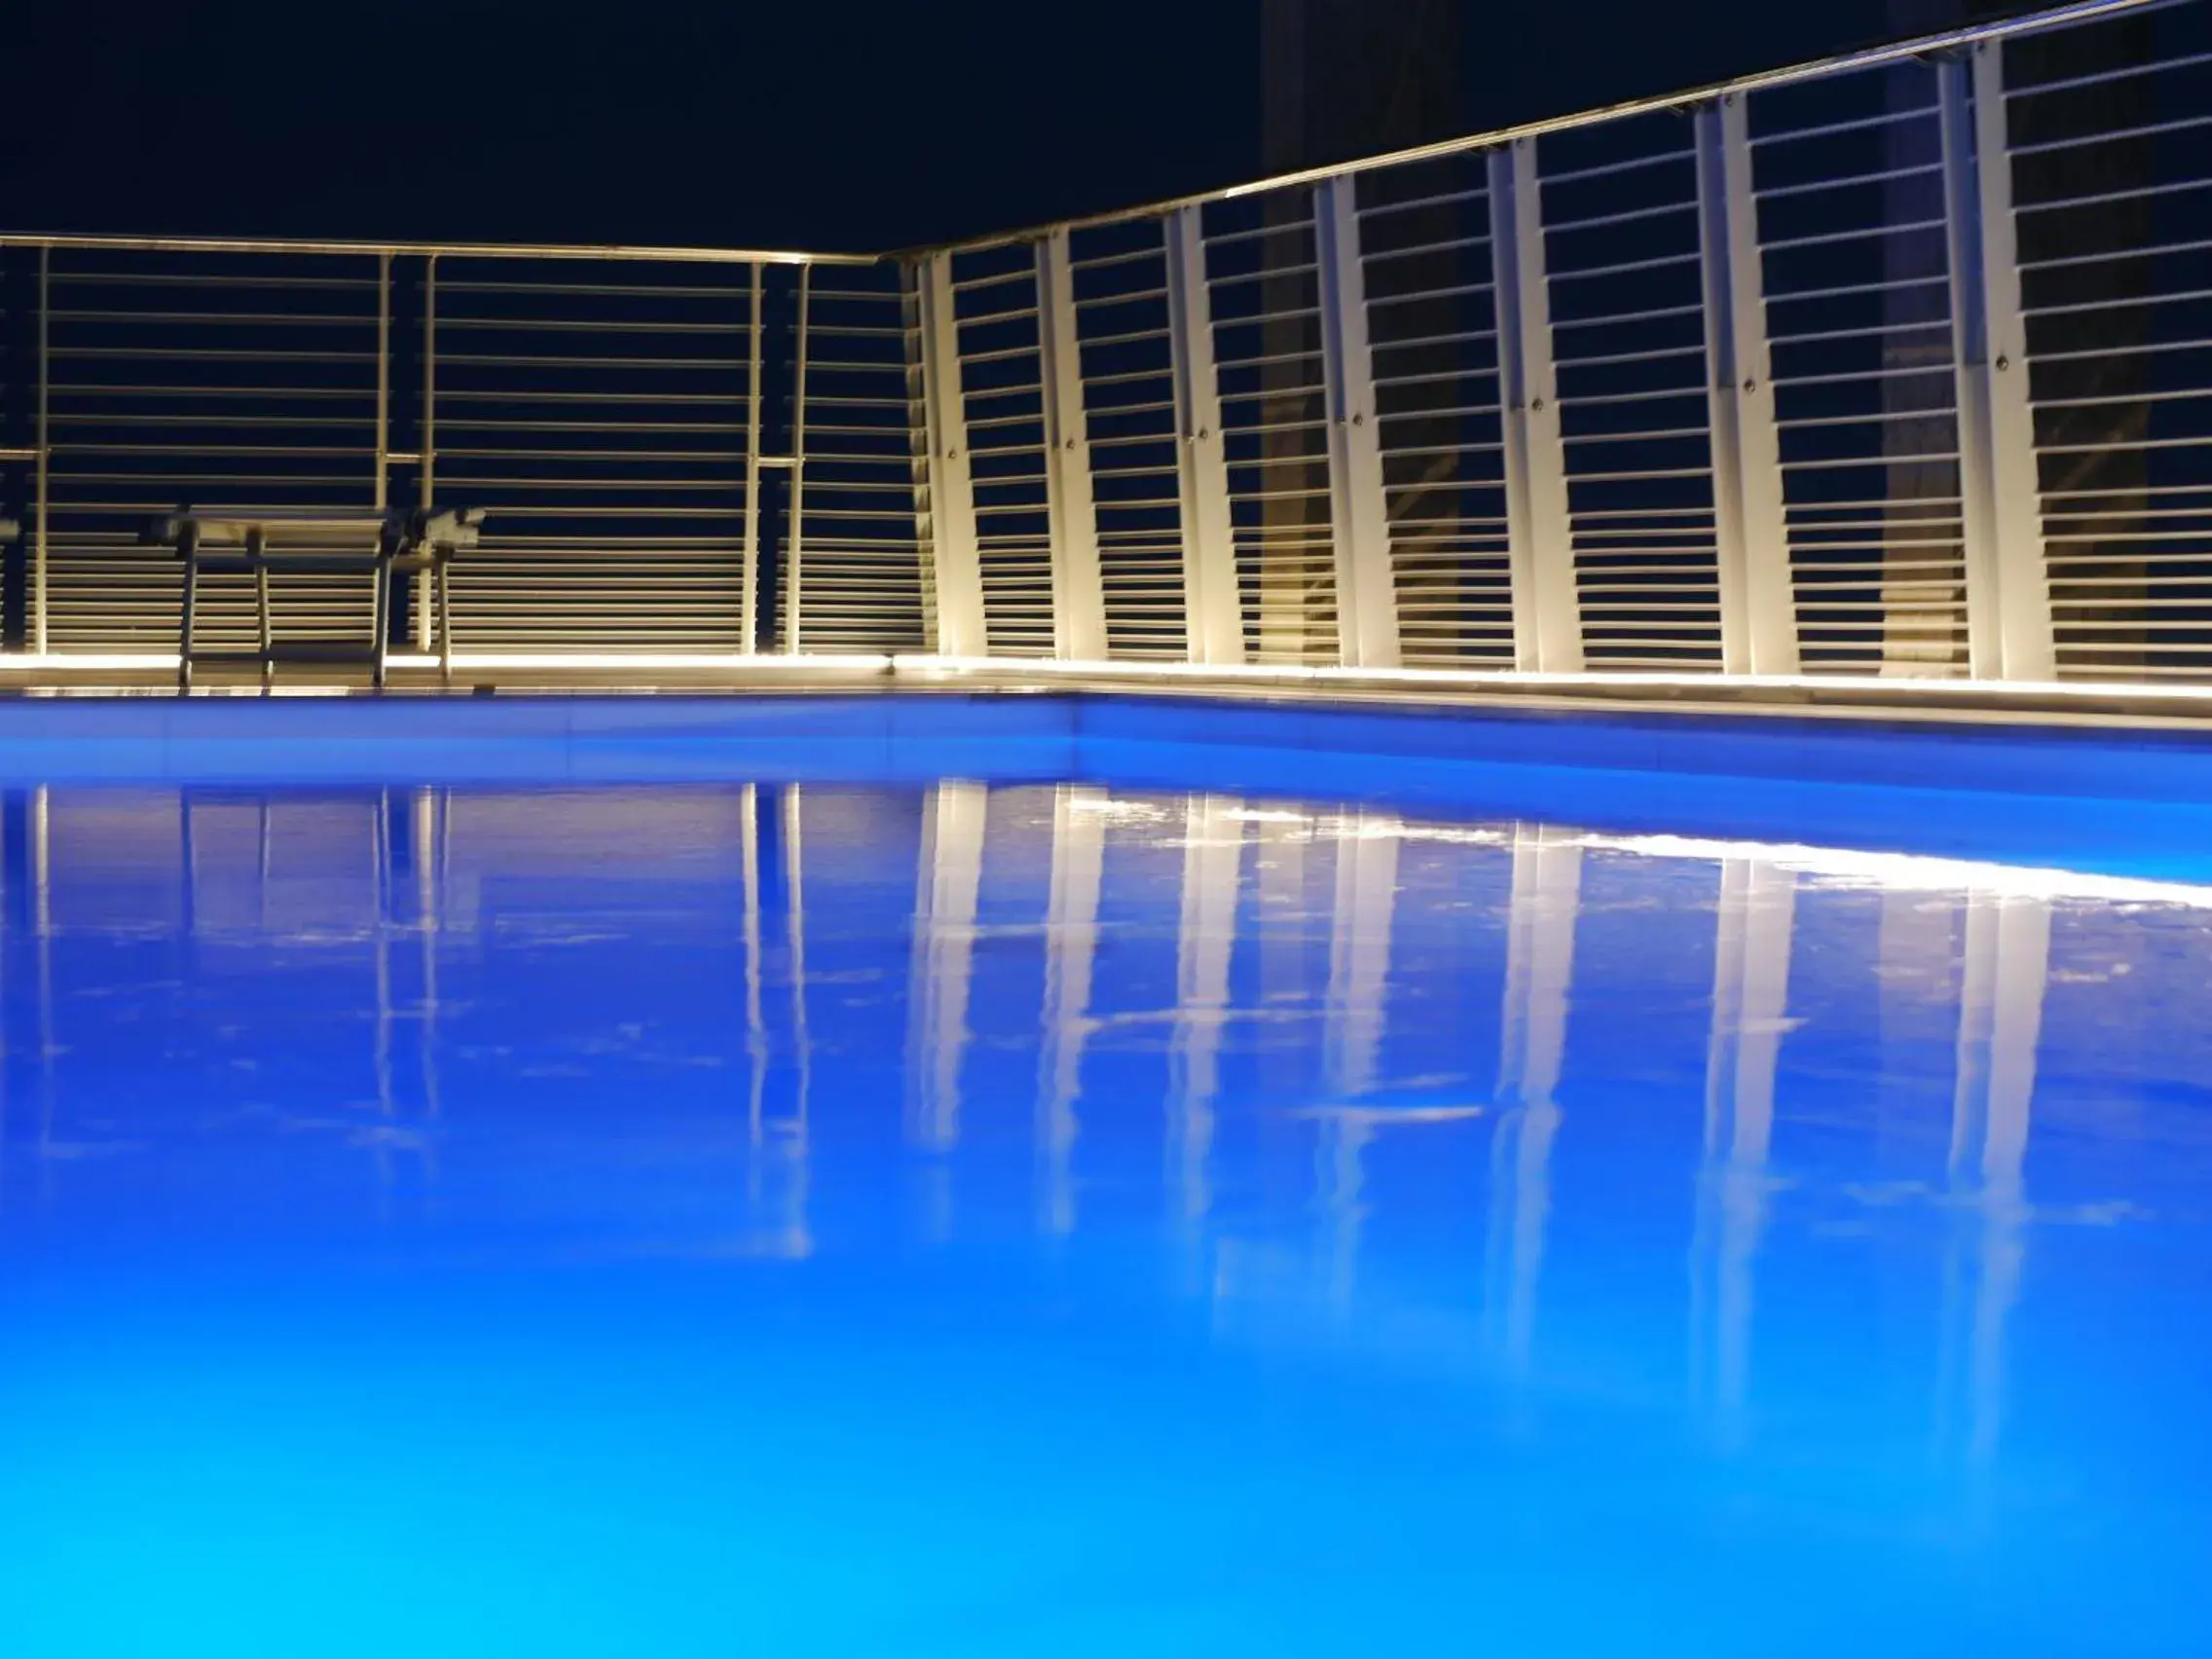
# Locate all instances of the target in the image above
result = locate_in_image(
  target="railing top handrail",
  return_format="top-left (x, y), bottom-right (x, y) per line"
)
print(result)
top-left (0, 232), bottom-right (880, 267)
top-left (897, 0), bottom-right (2173, 260)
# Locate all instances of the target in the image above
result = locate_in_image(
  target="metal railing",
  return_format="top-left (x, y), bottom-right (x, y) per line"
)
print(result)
top-left (4, 0), bottom-right (2209, 685)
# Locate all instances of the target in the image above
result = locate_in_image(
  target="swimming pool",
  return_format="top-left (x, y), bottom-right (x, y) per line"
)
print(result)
top-left (2, 695), bottom-right (2209, 1655)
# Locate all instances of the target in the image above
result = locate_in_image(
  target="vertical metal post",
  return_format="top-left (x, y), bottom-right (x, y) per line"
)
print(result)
top-left (1488, 143), bottom-right (1581, 674)
top-left (33, 248), bottom-right (50, 656)
top-left (1974, 43), bottom-right (2054, 682)
top-left (1313, 175), bottom-right (1402, 670)
top-left (372, 253), bottom-right (395, 660)
top-left (786, 267), bottom-right (811, 653)
top-left (914, 252), bottom-right (988, 658)
top-left (1164, 205), bottom-right (1245, 666)
top-left (1943, 48), bottom-right (2053, 682)
top-left (741, 262), bottom-right (763, 655)
top-left (1036, 229), bottom-right (1109, 661)
top-left (418, 255), bottom-right (437, 650)
top-left (1697, 98), bottom-right (1799, 677)
top-left (373, 253), bottom-right (390, 512)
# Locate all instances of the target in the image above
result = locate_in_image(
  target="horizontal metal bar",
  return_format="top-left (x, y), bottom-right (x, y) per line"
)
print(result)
top-left (1546, 155), bottom-right (1697, 199)
top-left (2042, 482), bottom-right (2212, 499)
top-left (1767, 273), bottom-right (1951, 305)
top-left (2009, 109), bottom-right (2212, 158)
top-left (434, 315), bottom-right (753, 336)
top-left (1202, 218), bottom-right (1317, 252)
top-left (49, 271), bottom-right (378, 291)
top-left (1374, 330), bottom-right (1501, 359)
top-left (2018, 234), bottom-right (2212, 275)
top-left (434, 278), bottom-right (756, 299)
top-left (1546, 199), bottom-right (1698, 235)
top-left (1769, 317), bottom-right (1952, 348)
top-left (1558, 342), bottom-right (1707, 369)
top-left (1788, 498), bottom-right (1963, 513)
top-left (2040, 433), bottom-right (2212, 456)
top-left (1367, 278), bottom-right (1495, 308)
top-left (1358, 188), bottom-right (1489, 220)
top-left (1378, 371), bottom-right (1502, 397)
top-left (2031, 332), bottom-right (2212, 361)
top-left (1751, 105), bottom-right (1936, 149)
top-left (1787, 449), bottom-right (1960, 469)
top-left (2036, 385), bottom-right (2212, 410)
top-left (1769, 362), bottom-right (1956, 387)
top-left (1362, 233), bottom-right (1493, 265)
top-left (1069, 244), bottom-right (1166, 275)
top-left (2017, 174), bottom-right (2212, 216)
top-left (2014, 46), bottom-right (2212, 101)
top-left (1567, 464), bottom-right (1715, 482)
top-left (4, 232), bottom-right (868, 265)
top-left (1554, 301), bottom-right (1708, 332)
top-left (2025, 283), bottom-right (2212, 318)
top-left (1379, 401), bottom-right (1505, 424)
top-left (2046, 503), bottom-right (2212, 520)
top-left (1755, 162), bottom-right (1945, 202)
top-left (1777, 405), bottom-right (1958, 428)
top-left (1561, 423), bottom-right (1714, 444)
top-left (49, 309), bottom-right (372, 328)
top-left (1558, 384), bottom-right (1710, 408)
top-left (1762, 217), bottom-right (1946, 253)
top-left (1549, 251), bottom-right (1702, 283)
top-left (949, 266), bottom-right (1037, 296)
top-left (2046, 531), bottom-right (2212, 544)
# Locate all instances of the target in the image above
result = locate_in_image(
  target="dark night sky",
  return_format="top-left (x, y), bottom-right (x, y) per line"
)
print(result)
top-left (5, 0), bottom-right (1965, 251)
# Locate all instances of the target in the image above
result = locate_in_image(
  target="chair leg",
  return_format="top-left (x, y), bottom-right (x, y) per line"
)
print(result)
top-left (371, 559), bottom-right (390, 691)
top-left (437, 558), bottom-right (456, 685)
top-left (255, 556), bottom-right (275, 694)
top-left (177, 550), bottom-right (198, 695)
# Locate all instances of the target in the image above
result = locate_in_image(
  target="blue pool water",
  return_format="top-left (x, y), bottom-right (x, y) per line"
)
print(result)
top-left (4, 712), bottom-right (2212, 1653)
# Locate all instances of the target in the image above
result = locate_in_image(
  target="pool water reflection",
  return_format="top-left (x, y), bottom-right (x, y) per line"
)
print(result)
top-left (1, 780), bottom-right (2209, 1654)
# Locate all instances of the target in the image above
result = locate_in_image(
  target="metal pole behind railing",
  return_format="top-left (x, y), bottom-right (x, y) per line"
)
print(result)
top-left (1943, 48), bottom-right (2054, 681)
top-left (742, 262), bottom-right (763, 654)
top-left (914, 253), bottom-right (987, 656)
top-left (1971, 43), bottom-right (2054, 682)
top-left (1037, 229), bottom-right (1109, 661)
top-left (1697, 96), bottom-right (1798, 676)
top-left (374, 253), bottom-right (390, 514)
top-left (787, 265), bottom-right (812, 654)
top-left (1313, 174), bottom-right (1402, 671)
top-left (1489, 143), bottom-right (1580, 674)
top-left (33, 248), bottom-right (50, 655)
top-left (1164, 205), bottom-right (1243, 666)
top-left (418, 254), bottom-right (438, 651)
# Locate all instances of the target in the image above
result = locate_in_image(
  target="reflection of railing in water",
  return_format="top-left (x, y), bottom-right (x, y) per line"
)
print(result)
top-left (1690, 858), bottom-right (1795, 1441)
top-left (0, 776), bottom-right (2094, 1467)
top-left (1035, 784), bottom-right (1106, 1237)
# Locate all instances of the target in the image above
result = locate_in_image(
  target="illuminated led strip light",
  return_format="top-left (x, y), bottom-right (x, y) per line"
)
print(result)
top-left (11, 648), bottom-right (2212, 706)
top-left (0, 652), bottom-right (896, 674)
top-left (889, 653), bottom-right (2212, 703)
